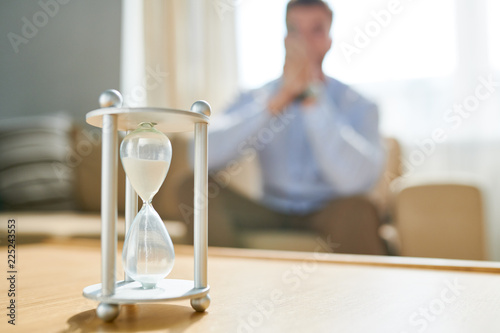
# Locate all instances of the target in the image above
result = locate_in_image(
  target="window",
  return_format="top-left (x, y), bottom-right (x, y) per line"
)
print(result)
top-left (325, 0), bottom-right (457, 83)
top-left (487, 0), bottom-right (500, 69)
top-left (236, 0), bottom-right (458, 88)
top-left (236, 0), bottom-right (287, 90)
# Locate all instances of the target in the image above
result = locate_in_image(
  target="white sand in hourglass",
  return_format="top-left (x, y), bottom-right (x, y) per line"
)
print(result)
top-left (121, 157), bottom-right (170, 201)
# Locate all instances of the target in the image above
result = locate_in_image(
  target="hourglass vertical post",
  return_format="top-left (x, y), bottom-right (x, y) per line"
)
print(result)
top-left (190, 100), bottom-right (211, 312)
top-left (124, 130), bottom-right (138, 282)
top-left (193, 122), bottom-right (208, 289)
top-left (101, 113), bottom-right (118, 297)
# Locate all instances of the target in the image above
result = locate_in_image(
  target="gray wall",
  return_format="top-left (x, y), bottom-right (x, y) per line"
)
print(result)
top-left (0, 0), bottom-right (122, 123)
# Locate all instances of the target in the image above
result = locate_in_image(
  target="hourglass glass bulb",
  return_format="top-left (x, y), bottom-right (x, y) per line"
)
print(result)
top-left (120, 122), bottom-right (171, 202)
top-left (122, 203), bottom-right (175, 289)
top-left (120, 122), bottom-right (175, 289)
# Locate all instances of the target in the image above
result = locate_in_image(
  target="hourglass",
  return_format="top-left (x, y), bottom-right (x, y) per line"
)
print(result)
top-left (120, 122), bottom-right (175, 289)
top-left (83, 90), bottom-right (211, 322)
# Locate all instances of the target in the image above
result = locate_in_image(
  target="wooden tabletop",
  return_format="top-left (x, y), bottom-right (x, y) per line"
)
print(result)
top-left (2, 237), bottom-right (500, 332)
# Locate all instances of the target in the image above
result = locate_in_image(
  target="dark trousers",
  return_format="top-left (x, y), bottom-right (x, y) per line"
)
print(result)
top-left (178, 177), bottom-right (387, 255)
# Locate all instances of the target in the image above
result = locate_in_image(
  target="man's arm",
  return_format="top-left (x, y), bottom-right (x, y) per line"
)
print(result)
top-left (206, 91), bottom-right (272, 171)
top-left (302, 88), bottom-right (386, 195)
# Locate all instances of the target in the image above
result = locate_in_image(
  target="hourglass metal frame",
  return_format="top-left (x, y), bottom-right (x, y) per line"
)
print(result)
top-left (82, 90), bottom-right (211, 322)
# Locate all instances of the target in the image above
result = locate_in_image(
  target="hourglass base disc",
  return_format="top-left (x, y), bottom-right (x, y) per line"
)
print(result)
top-left (83, 279), bottom-right (210, 304)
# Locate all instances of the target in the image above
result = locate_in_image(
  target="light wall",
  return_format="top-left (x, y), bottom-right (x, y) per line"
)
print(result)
top-left (0, 0), bottom-right (121, 122)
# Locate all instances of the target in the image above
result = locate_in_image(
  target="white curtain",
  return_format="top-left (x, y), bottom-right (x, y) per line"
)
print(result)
top-left (119, 0), bottom-right (241, 219)
top-left (120, 0), bottom-right (238, 112)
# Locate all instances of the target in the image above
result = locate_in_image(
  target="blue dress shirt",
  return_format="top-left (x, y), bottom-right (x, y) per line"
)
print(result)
top-left (207, 76), bottom-right (385, 214)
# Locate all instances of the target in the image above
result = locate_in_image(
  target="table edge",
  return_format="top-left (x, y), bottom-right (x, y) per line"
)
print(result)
top-left (203, 246), bottom-right (500, 274)
top-left (7, 238), bottom-right (500, 275)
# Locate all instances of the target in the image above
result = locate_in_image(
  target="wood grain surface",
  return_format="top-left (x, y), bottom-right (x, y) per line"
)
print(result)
top-left (1, 237), bottom-right (500, 333)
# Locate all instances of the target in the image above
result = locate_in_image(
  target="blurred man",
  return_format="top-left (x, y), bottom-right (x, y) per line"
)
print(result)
top-left (183, 0), bottom-right (387, 254)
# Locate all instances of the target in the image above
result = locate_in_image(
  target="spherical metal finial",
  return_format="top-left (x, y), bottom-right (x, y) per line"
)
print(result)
top-left (190, 100), bottom-right (211, 117)
top-left (96, 302), bottom-right (120, 322)
top-left (191, 295), bottom-right (211, 312)
top-left (99, 89), bottom-right (123, 108)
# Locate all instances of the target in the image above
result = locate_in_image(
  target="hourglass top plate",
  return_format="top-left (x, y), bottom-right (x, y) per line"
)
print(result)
top-left (86, 107), bottom-right (209, 133)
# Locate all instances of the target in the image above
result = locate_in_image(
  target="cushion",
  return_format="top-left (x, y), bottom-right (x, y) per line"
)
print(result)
top-left (0, 115), bottom-right (77, 210)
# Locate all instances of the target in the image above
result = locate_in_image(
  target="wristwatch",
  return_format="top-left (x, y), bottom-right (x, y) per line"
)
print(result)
top-left (297, 82), bottom-right (323, 101)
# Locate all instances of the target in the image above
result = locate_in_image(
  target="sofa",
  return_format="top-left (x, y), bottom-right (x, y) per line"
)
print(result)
top-left (0, 115), bottom-right (190, 243)
top-left (0, 115), bottom-right (400, 246)
top-left (0, 115), bottom-right (487, 260)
